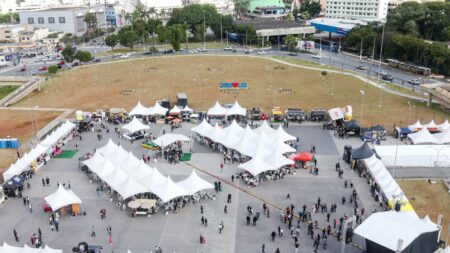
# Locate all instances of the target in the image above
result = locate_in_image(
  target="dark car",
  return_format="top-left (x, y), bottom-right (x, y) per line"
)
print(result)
top-left (309, 109), bottom-right (327, 122)
top-left (92, 58), bottom-right (101, 62)
top-left (288, 52), bottom-right (298, 56)
top-left (285, 108), bottom-right (305, 122)
top-left (17, 66), bottom-right (26, 72)
top-left (163, 49), bottom-right (174, 54)
top-left (71, 61), bottom-right (80, 67)
top-left (381, 74), bottom-right (394, 82)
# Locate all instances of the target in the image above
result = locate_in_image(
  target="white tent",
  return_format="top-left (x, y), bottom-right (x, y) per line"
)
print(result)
top-left (129, 101), bottom-right (151, 116)
top-left (270, 126), bottom-right (297, 142)
top-left (226, 101), bottom-right (247, 116)
top-left (44, 185), bottom-right (82, 211)
top-left (177, 170), bottom-right (214, 195)
top-left (115, 175), bottom-right (148, 200)
top-left (374, 145), bottom-right (450, 167)
top-left (434, 128), bottom-right (450, 144)
top-left (408, 128), bottom-right (439, 144)
top-left (43, 245), bottom-right (63, 253)
top-left (138, 167), bottom-right (166, 190)
top-left (408, 120), bottom-right (423, 132)
top-left (130, 161), bottom-right (153, 180)
top-left (354, 211), bottom-right (439, 252)
top-left (153, 133), bottom-right (190, 148)
top-left (363, 155), bottom-right (404, 200)
top-left (223, 120), bottom-right (244, 137)
top-left (169, 105), bottom-right (182, 114)
top-left (82, 152), bottom-right (106, 171)
top-left (119, 151), bottom-right (142, 173)
top-left (92, 158), bottom-right (116, 179)
top-left (238, 156), bottom-right (276, 176)
top-left (254, 120), bottom-right (277, 135)
top-left (191, 119), bottom-right (214, 137)
top-left (151, 176), bottom-right (189, 202)
top-left (3, 144), bottom-right (50, 181)
top-left (424, 120), bottom-right (438, 130)
top-left (435, 246), bottom-right (450, 253)
top-left (438, 120), bottom-right (449, 131)
top-left (40, 120), bottom-right (76, 147)
top-left (149, 101), bottom-right (168, 116)
top-left (207, 101), bottom-right (228, 116)
top-left (98, 139), bottom-right (119, 157)
top-left (103, 166), bottom-right (127, 187)
top-left (108, 145), bottom-right (130, 165)
top-left (181, 105), bottom-right (194, 112)
top-left (207, 123), bottom-right (225, 143)
top-left (122, 117), bottom-right (150, 134)
top-left (0, 242), bottom-right (63, 253)
top-left (268, 153), bottom-right (294, 168)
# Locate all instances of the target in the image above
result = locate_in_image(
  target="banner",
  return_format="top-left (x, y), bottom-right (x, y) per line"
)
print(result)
top-left (219, 82), bottom-right (248, 90)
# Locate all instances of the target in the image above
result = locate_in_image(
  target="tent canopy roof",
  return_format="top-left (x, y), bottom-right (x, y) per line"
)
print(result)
top-left (44, 185), bottom-right (82, 211)
top-left (151, 176), bottom-right (189, 202)
top-left (408, 128), bottom-right (439, 144)
top-left (354, 211), bottom-right (438, 251)
top-left (351, 142), bottom-right (374, 160)
top-left (153, 133), bottom-right (190, 147)
top-left (129, 101), bottom-right (151, 116)
top-left (226, 101), bottom-right (247, 116)
top-left (177, 170), bottom-right (214, 195)
top-left (122, 117), bottom-right (150, 133)
top-left (207, 101), bottom-right (228, 116)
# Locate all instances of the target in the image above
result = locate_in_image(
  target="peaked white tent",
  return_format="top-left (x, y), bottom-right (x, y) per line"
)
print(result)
top-left (254, 120), bottom-right (277, 135)
top-left (169, 105), bottom-right (182, 114)
top-left (153, 133), bottom-right (190, 147)
top-left (82, 152), bottom-right (106, 171)
top-left (122, 117), bottom-right (150, 134)
top-left (40, 120), bottom-right (76, 147)
top-left (0, 243), bottom-right (63, 253)
top-left (374, 145), bottom-right (450, 167)
top-left (108, 145), bottom-right (130, 165)
top-left (93, 158), bottom-right (116, 179)
top-left (408, 120), bottom-right (423, 132)
top-left (181, 105), bottom-right (194, 112)
top-left (120, 151), bottom-right (142, 173)
top-left (226, 101), bottom-right (247, 116)
top-left (129, 101), bottom-right (151, 116)
top-left (115, 175), bottom-right (148, 199)
top-left (408, 128), bottom-right (439, 144)
top-left (191, 119), bottom-right (214, 137)
top-left (238, 156), bottom-right (276, 176)
top-left (138, 167), bottom-right (166, 190)
top-left (44, 185), bottom-right (82, 211)
top-left (98, 139), bottom-right (119, 157)
top-left (103, 166), bottom-right (127, 187)
top-left (438, 120), bottom-right (449, 131)
top-left (177, 170), bottom-right (214, 195)
top-left (207, 123), bottom-right (225, 143)
top-left (130, 161), bottom-right (153, 180)
top-left (434, 128), bottom-right (450, 144)
top-left (3, 144), bottom-right (50, 181)
top-left (270, 126), bottom-right (297, 142)
top-left (223, 120), bottom-right (244, 137)
top-left (151, 176), bottom-right (189, 202)
top-left (149, 101), bottom-right (168, 116)
top-left (424, 120), bottom-right (438, 131)
top-left (354, 211), bottom-right (439, 253)
top-left (207, 101), bottom-right (228, 116)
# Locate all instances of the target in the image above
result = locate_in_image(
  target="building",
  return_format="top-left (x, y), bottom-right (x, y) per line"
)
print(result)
top-left (388, 0), bottom-right (445, 8)
top-left (19, 5), bottom-right (107, 37)
top-left (142, 0), bottom-right (183, 17)
top-left (246, 0), bottom-right (288, 19)
top-left (0, 24), bottom-right (33, 43)
top-left (18, 28), bottom-right (49, 43)
top-left (324, 0), bottom-right (388, 21)
top-left (105, 4), bottom-right (117, 27)
top-left (183, 0), bottom-right (234, 14)
top-left (0, 0), bottom-right (17, 13)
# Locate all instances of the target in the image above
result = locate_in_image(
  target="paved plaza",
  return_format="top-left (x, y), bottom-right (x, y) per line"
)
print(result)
top-left (0, 121), bottom-right (395, 253)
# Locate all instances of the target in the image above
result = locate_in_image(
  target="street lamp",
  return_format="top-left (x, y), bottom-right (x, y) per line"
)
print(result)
top-left (377, 23), bottom-right (386, 108)
top-left (33, 105), bottom-right (39, 137)
top-left (203, 10), bottom-right (206, 47)
top-left (360, 90), bottom-right (365, 126)
top-left (407, 102), bottom-right (415, 124)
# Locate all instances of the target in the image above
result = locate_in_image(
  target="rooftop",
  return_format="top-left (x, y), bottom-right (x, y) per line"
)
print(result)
top-left (235, 19), bottom-right (306, 31)
top-left (249, 0), bottom-right (285, 12)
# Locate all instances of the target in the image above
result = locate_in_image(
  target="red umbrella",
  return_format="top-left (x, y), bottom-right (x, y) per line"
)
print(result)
top-left (289, 151), bottom-right (313, 162)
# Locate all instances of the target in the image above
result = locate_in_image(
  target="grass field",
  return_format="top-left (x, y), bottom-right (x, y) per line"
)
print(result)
top-left (0, 85), bottom-right (18, 99)
top-left (397, 180), bottom-right (450, 243)
top-left (15, 56), bottom-right (449, 130)
top-left (0, 110), bottom-right (60, 181)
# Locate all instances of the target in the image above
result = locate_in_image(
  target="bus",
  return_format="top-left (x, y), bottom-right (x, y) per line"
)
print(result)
top-left (386, 59), bottom-right (431, 76)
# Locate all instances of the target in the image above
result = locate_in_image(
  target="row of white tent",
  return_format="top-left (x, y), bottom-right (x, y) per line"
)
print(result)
top-left (122, 117), bottom-right (150, 134)
top-left (83, 139), bottom-right (213, 202)
top-left (374, 145), bottom-right (450, 167)
top-left (129, 101), bottom-right (194, 116)
top-left (3, 120), bottom-right (76, 182)
top-left (408, 127), bottom-right (450, 144)
top-left (192, 120), bottom-right (296, 176)
top-left (207, 101), bottom-right (247, 116)
top-left (408, 120), bottom-right (449, 132)
top-left (0, 243), bottom-right (62, 253)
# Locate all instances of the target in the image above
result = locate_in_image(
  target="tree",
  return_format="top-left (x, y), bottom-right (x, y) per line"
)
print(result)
top-left (105, 34), bottom-right (118, 50)
top-left (75, 50), bottom-right (92, 62)
top-left (0, 13), bottom-right (19, 23)
top-left (167, 24), bottom-right (186, 51)
top-left (147, 18), bottom-right (163, 36)
top-left (403, 20), bottom-right (419, 37)
top-left (168, 4), bottom-right (221, 39)
top-left (299, 0), bottom-right (321, 19)
top-left (283, 35), bottom-right (298, 51)
top-left (118, 28), bottom-right (139, 50)
top-left (48, 66), bottom-right (58, 74)
top-left (156, 25), bottom-right (168, 43)
top-left (234, 0), bottom-right (250, 17)
top-left (234, 24), bottom-right (257, 45)
top-left (84, 12), bottom-right (98, 37)
top-left (61, 45), bottom-right (76, 63)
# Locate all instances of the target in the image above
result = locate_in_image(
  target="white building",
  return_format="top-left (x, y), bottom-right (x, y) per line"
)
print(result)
top-left (324, 0), bottom-right (388, 21)
top-left (0, 0), bottom-right (17, 13)
top-left (19, 5), bottom-right (107, 37)
top-left (183, 0), bottom-right (234, 14)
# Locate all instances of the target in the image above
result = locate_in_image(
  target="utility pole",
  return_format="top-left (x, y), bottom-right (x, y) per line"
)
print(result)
top-left (185, 22), bottom-right (189, 51)
top-left (359, 37), bottom-right (364, 61)
top-left (203, 10), bottom-right (206, 48)
top-left (220, 15), bottom-right (223, 48)
top-left (377, 23), bottom-right (385, 107)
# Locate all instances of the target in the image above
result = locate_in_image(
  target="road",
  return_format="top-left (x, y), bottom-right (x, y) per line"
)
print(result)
top-left (0, 44), bottom-right (435, 92)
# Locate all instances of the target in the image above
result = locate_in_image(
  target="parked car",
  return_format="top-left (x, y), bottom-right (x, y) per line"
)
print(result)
top-left (356, 65), bottom-right (366, 70)
top-left (123, 131), bottom-right (148, 141)
top-left (17, 66), bottom-right (26, 72)
top-left (408, 79), bottom-right (421, 85)
top-left (162, 49), bottom-right (174, 54)
top-left (92, 58), bottom-right (101, 62)
top-left (285, 108), bottom-right (306, 122)
top-left (309, 109), bottom-right (327, 121)
top-left (31, 70), bottom-right (38, 76)
top-left (39, 66), bottom-right (48, 71)
top-left (71, 61), bottom-right (80, 67)
top-left (112, 53), bottom-right (123, 58)
top-left (197, 48), bottom-right (207, 52)
top-left (257, 51), bottom-right (267, 55)
top-left (56, 60), bottom-right (65, 66)
top-left (311, 54), bottom-right (321, 59)
top-left (223, 46), bottom-right (232, 51)
top-left (288, 52), bottom-right (298, 56)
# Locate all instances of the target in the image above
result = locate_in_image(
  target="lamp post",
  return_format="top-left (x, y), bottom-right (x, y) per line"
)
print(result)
top-left (33, 105), bottom-right (39, 137)
top-left (407, 102), bottom-right (416, 124)
top-left (203, 10), bottom-right (206, 48)
top-left (377, 23), bottom-right (386, 107)
top-left (360, 90), bottom-right (365, 126)
top-left (359, 36), bottom-right (364, 61)
top-left (220, 15), bottom-right (223, 48)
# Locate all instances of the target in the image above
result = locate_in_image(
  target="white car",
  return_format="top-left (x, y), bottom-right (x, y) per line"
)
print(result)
top-left (121, 53), bottom-right (132, 58)
top-left (312, 54), bottom-right (322, 59)
top-left (224, 46), bottom-right (232, 51)
top-left (198, 48), bottom-right (207, 52)
top-left (189, 50), bottom-right (198, 53)
top-left (257, 51), bottom-right (267, 55)
top-left (112, 53), bottom-right (123, 58)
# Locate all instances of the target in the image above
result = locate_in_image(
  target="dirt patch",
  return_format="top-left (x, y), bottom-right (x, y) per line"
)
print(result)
top-left (0, 109), bottom-right (60, 181)
top-left (397, 179), bottom-right (450, 243)
top-left (12, 56), bottom-right (449, 128)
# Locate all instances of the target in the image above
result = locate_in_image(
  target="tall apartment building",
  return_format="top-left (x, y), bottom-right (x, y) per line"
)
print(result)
top-left (324, 0), bottom-right (388, 21)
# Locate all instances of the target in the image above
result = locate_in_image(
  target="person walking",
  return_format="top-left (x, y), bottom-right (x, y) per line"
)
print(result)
top-left (28, 203), bottom-right (32, 213)
top-left (231, 175), bottom-right (234, 183)
top-left (38, 228), bottom-right (42, 240)
top-left (13, 229), bottom-right (19, 242)
top-left (219, 221), bottom-right (224, 233)
top-left (46, 177), bottom-right (50, 186)
top-left (42, 178), bottom-right (45, 187)
top-left (200, 205), bottom-right (204, 214)
top-left (246, 216), bottom-right (251, 225)
top-left (327, 213), bottom-right (331, 222)
top-left (271, 231), bottom-right (276, 242)
top-left (91, 226), bottom-right (96, 237)
top-left (204, 218), bottom-right (208, 227)
top-left (201, 216), bottom-right (205, 226)
top-left (227, 194), bottom-right (232, 203)
top-left (275, 248), bottom-right (281, 253)
top-left (224, 205), bottom-right (228, 214)
top-left (262, 243), bottom-right (265, 253)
